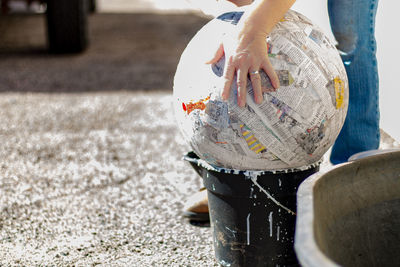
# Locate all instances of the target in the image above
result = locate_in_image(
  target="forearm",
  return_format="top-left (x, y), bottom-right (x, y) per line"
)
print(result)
top-left (238, 0), bottom-right (296, 41)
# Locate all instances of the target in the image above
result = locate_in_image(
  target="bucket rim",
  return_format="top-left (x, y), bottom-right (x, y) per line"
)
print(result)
top-left (183, 151), bottom-right (321, 175)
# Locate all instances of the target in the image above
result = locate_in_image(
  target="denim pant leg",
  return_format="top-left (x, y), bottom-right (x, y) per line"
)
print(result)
top-left (328, 0), bottom-right (380, 164)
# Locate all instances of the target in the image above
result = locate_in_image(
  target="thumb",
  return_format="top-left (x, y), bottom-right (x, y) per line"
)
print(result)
top-left (206, 43), bottom-right (225, 64)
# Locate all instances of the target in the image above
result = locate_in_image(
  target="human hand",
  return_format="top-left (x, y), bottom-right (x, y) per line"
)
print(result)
top-left (207, 28), bottom-right (280, 107)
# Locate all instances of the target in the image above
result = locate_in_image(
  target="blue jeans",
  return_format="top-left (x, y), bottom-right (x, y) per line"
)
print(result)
top-left (328, 0), bottom-right (380, 164)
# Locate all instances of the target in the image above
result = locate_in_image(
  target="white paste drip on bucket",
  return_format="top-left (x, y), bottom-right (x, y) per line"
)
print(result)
top-left (246, 213), bottom-right (251, 245)
top-left (245, 172), bottom-right (296, 216)
top-left (268, 211), bottom-right (273, 237)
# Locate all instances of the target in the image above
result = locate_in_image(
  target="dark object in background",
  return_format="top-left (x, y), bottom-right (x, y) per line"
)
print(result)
top-left (46, 0), bottom-right (88, 53)
top-left (1, 0), bottom-right (92, 53)
top-left (88, 0), bottom-right (95, 13)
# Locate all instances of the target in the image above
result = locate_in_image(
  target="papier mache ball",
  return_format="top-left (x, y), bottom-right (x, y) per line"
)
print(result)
top-left (173, 10), bottom-right (348, 171)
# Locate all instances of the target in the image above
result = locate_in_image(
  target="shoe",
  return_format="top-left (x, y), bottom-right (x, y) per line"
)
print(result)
top-left (183, 188), bottom-right (210, 223)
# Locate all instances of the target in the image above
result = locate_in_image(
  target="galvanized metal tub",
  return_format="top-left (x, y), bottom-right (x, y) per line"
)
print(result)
top-left (295, 150), bottom-right (400, 267)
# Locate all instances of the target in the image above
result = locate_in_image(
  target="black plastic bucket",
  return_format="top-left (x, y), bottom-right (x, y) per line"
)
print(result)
top-left (184, 152), bottom-right (319, 267)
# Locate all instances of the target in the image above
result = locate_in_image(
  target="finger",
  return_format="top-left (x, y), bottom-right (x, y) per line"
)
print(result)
top-left (206, 43), bottom-right (224, 64)
top-left (236, 68), bottom-right (248, 107)
top-left (262, 60), bottom-right (280, 90)
top-left (249, 70), bottom-right (263, 104)
top-left (221, 56), bottom-right (236, 101)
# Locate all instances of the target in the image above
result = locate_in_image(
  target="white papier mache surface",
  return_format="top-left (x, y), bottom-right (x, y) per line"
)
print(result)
top-left (173, 9), bottom-right (348, 170)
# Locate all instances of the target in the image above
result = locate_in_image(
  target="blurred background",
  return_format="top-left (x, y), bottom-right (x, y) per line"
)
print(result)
top-left (0, 0), bottom-right (208, 92)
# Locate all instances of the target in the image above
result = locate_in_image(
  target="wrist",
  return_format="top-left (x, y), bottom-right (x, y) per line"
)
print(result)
top-left (237, 22), bottom-right (269, 47)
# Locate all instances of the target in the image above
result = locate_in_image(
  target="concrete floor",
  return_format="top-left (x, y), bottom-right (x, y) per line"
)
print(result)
top-left (0, 91), bottom-right (218, 266)
top-left (0, 9), bottom-right (218, 266)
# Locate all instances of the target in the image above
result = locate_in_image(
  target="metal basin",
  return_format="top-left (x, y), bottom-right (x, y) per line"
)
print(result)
top-left (295, 150), bottom-right (400, 267)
